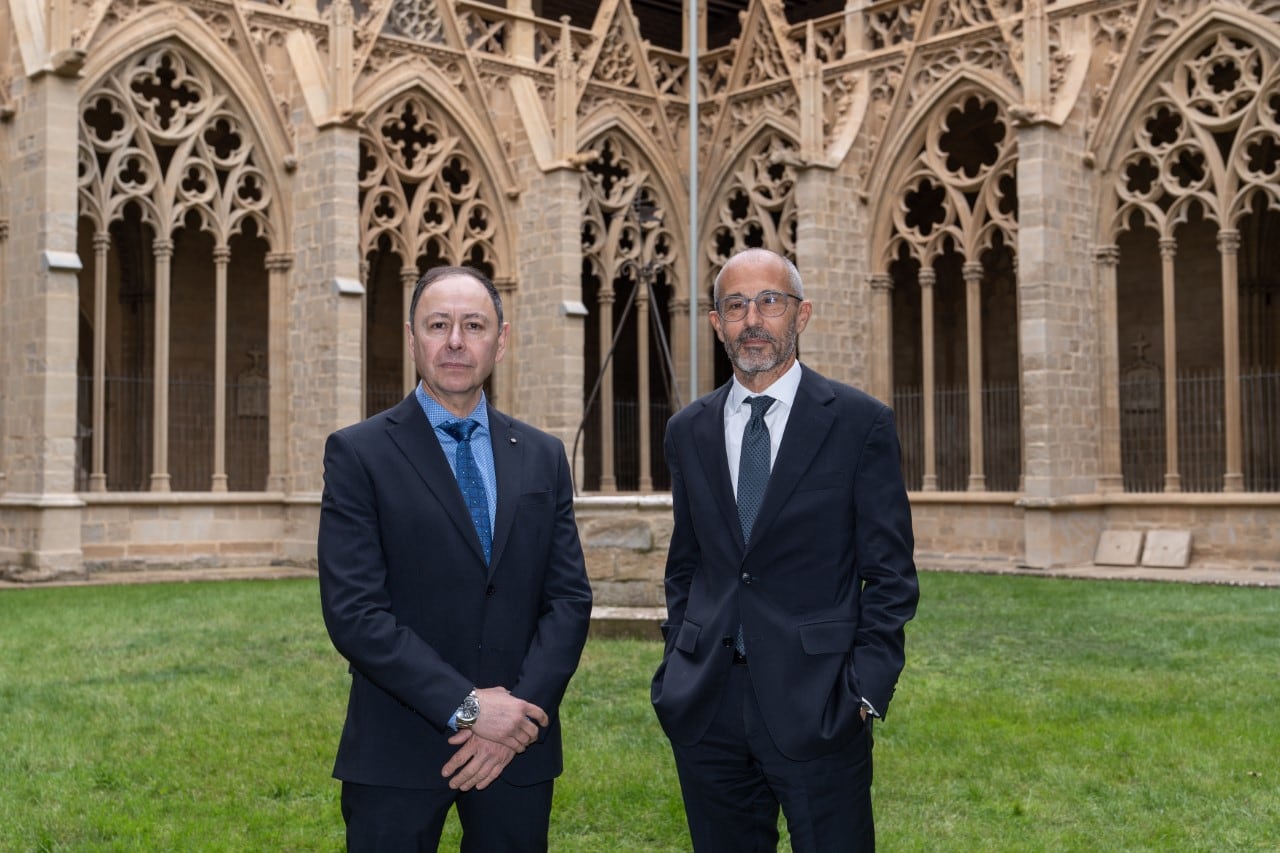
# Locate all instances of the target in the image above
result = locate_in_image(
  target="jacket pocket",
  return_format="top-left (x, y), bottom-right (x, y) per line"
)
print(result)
top-left (799, 619), bottom-right (855, 655)
top-left (675, 618), bottom-right (702, 654)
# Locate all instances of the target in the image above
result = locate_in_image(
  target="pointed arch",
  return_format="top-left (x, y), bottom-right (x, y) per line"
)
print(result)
top-left (867, 78), bottom-right (1021, 494)
top-left (578, 127), bottom-right (682, 494)
top-left (79, 8), bottom-right (293, 240)
top-left (356, 75), bottom-right (517, 416)
top-left (1093, 12), bottom-right (1280, 494)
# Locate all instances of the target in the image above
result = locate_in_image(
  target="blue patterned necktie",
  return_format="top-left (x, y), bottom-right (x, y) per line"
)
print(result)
top-left (441, 419), bottom-right (492, 564)
top-left (735, 394), bottom-right (774, 656)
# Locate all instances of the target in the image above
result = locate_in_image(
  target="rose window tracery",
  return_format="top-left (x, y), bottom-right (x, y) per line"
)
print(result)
top-left (78, 47), bottom-right (273, 243)
top-left (708, 133), bottom-right (799, 274)
top-left (359, 94), bottom-right (498, 275)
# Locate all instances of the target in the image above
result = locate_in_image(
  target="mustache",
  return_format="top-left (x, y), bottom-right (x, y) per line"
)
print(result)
top-left (735, 327), bottom-right (777, 345)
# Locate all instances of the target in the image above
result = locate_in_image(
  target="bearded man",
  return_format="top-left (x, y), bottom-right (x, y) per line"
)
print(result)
top-left (651, 248), bottom-right (920, 852)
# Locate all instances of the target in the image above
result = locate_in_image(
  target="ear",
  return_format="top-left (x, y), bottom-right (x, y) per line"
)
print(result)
top-left (494, 322), bottom-right (510, 363)
top-left (794, 300), bottom-right (813, 335)
top-left (708, 310), bottom-right (727, 343)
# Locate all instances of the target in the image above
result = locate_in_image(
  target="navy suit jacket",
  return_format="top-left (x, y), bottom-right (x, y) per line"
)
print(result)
top-left (651, 365), bottom-right (919, 761)
top-left (318, 393), bottom-right (592, 789)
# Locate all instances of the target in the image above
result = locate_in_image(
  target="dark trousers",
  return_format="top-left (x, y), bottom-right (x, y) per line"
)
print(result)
top-left (341, 777), bottom-right (553, 852)
top-left (670, 663), bottom-right (875, 853)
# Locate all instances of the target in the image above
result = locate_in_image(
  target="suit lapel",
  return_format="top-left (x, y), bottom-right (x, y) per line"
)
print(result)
top-left (487, 407), bottom-right (521, 579)
top-left (385, 393), bottom-right (489, 569)
top-left (751, 366), bottom-right (835, 547)
top-left (691, 383), bottom-right (743, 547)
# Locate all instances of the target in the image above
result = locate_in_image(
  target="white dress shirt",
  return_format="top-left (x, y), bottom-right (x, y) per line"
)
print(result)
top-left (723, 360), bottom-right (803, 493)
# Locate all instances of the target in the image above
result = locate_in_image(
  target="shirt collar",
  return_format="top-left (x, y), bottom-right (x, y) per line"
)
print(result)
top-left (728, 360), bottom-right (802, 414)
top-left (415, 385), bottom-right (490, 432)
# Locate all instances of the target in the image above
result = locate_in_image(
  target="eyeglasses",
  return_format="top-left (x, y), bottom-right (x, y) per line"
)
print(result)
top-left (715, 290), bottom-right (801, 321)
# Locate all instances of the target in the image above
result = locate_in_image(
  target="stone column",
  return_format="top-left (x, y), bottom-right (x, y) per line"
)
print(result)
top-left (868, 273), bottom-right (894, 403)
top-left (286, 121), bottom-right (364, 507)
top-left (0, 66), bottom-right (85, 579)
top-left (793, 164), bottom-right (868, 389)
top-left (512, 164), bottom-right (584, 468)
top-left (401, 265), bottom-right (419, 396)
top-left (596, 275), bottom-right (617, 493)
top-left (964, 261), bottom-right (986, 491)
top-left (149, 238), bottom-right (173, 493)
top-left (1218, 229), bottom-right (1242, 492)
top-left (265, 251), bottom-right (292, 494)
top-left (211, 246), bottom-right (230, 492)
top-left (89, 232), bottom-right (110, 491)
top-left (919, 267), bottom-right (938, 491)
top-left (0, 217), bottom-right (8, 495)
top-left (1094, 246), bottom-right (1123, 493)
top-left (1016, 117), bottom-right (1098, 568)
top-left (636, 273), bottom-right (653, 491)
top-left (1158, 237), bottom-right (1180, 493)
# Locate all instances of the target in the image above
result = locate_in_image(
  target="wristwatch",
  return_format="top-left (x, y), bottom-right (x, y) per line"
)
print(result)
top-left (456, 690), bottom-right (480, 729)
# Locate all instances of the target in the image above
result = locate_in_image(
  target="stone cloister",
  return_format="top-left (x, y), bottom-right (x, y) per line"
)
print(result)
top-left (1, 0), bottom-right (1277, 591)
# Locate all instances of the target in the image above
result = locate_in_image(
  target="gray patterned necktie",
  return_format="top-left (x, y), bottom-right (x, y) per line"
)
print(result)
top-left (737, 395), bottom-right (775, 542)
top-left (441, 419), bottom-right (492, 564)
top-left (735, 395), bottom-right (773, 657)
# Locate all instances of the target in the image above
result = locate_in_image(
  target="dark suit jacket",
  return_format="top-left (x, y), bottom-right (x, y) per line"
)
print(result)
top-left (318, 393), bottom-right (592, 789)
top-left (651, 365), bottom-right (919, 762)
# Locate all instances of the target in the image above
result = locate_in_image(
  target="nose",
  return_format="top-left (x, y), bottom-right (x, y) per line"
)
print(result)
top-left (446, 324), bottom-right (465, 348)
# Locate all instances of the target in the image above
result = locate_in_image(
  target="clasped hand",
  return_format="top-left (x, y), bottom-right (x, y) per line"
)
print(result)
top-left (441, 687), bottom-right (548, 791)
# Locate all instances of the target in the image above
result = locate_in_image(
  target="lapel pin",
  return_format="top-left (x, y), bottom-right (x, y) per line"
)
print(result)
top-left (510, 437), bottom-right (518, 444)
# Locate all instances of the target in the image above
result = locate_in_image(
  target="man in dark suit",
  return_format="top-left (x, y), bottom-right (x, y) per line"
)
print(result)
top-left (319, 265), bottom-right (593, 851)
top-left (652, 248), bottom-right (919, 851)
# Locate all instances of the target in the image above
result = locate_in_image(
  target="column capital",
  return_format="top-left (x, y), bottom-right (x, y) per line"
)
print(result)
top-left (1217, 229), bottom-right (1241, 255)
top-left (265, 251), bottom-right (294, 272)
top-left (1093, 244), bottom-right (1120, 266)
top-left (918, 267), bottom-right (937, 287)
top-left (1158, 237), bottom-right (1177, 259)
top-left (868, 272), bottom-right (894, 292)
top-left (962, 261), bottom-right (984, 281)
top-left (153, 238), bottom-right (174, 258)
top-left (213, 246), bottom-right (232, 264)
top-left (93, 231), bottom-right (111, 251)
top-left (0, 217), bottom-right (8, 241)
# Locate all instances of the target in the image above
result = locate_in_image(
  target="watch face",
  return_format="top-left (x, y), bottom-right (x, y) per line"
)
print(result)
top-left (459, 693), bottom-right (480, 725)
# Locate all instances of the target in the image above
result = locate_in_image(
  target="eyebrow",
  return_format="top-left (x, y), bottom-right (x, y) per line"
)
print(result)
top-left (425, 310), bottom-right (490, 322)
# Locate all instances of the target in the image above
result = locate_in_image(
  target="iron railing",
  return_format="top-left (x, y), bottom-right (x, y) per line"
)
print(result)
top-left (75, 375), bottom-right (269, 492)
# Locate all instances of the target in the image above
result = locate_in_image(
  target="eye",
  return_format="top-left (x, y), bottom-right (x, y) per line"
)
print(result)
top-left (759, 292), bottom-right (783, 306)
top-left (722, 298), bottom-right (746, 312)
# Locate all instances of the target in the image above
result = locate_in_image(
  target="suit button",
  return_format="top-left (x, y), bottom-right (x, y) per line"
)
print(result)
top-left (486, 584), bottom-right (496, 596)
top-left (722, 636), bottom-right (733, 647)
top-left (741, 573), bottom-right (752, 585)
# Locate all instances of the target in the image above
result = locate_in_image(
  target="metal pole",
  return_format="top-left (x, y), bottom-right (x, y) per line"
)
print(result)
top-left (687, 0), bottom-right (699, 401)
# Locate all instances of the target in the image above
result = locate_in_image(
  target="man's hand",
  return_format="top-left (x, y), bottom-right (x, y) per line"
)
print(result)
top-left (441, 730), bottom-right (516, 791)
top-left (439, 687), bottom-right (549, 790)
top-left (470, 687), bottom-right (549, 752)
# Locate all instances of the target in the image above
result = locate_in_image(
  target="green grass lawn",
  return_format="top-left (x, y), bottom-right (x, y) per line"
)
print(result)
top-left (1, 572), bottom-right (1277, 851)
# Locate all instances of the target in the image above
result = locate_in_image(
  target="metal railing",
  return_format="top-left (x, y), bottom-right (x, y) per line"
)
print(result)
top-left (894, 382), bottom-right (1023, 492)
top-left (1121, 368), bottom-right (1280, 493)
top-left (75, 376), bottom-right (269, 492)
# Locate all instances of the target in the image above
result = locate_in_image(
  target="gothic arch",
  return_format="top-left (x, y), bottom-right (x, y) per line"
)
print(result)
top-left (1091, 14), bottom-right (1280, 493)
top-left (577, 108), bottom-right (688, 298)
top-left (79, 10), bottom-right (293, 230)
top-left (700, 124), bottom-right (801, 283)
top-left (868, 74), bottom-right (1019, 267)
top-left (870, 81), bottom-right (1021, 494)
top-left (578, 128), bottom-right (681, 493)
top-left (76, 39), bottom-right (282, 493)
top-left (357, 63), bottom-right (520, 257)
top-left (356, 81), bottom-right (515, 415)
